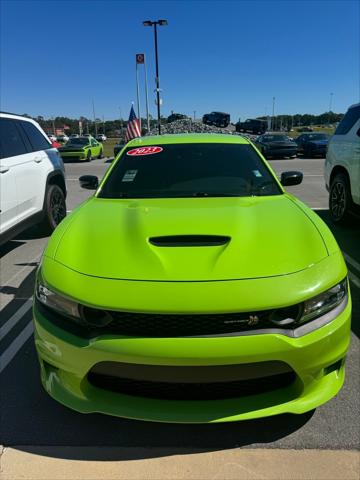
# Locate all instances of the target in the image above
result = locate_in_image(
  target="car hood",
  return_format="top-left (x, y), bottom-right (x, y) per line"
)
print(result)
top-left (51, 195), bottom-right (328, 281)
top-left (309, 140), bottom-right (328, 146)
top-left (59, 145), bottom-right (86, 150)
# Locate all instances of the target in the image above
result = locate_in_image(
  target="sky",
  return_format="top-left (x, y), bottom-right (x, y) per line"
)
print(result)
top-left (1, 0), bottom-right (359, 121)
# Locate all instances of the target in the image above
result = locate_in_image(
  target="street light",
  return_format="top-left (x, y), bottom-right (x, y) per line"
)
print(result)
top-left (143, 19), bottom-right (168, 134)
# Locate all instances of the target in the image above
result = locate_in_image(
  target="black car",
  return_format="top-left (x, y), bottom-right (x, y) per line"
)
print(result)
top-left (295, 133), bottom-right (329, 157)
top-left (236, 118), bottom-right (267, 135)
top-left (202, 111), bottom-right (230, 128)
top-left (255, 134), bottom-right (298, 159)
top-left (167, 113), bottom-right (189, 123)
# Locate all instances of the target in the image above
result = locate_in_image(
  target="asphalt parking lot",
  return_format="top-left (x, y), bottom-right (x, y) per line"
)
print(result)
top-left (0, 157), bottom-right (359, 458)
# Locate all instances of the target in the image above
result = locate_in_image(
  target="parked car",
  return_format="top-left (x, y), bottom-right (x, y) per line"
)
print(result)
top-left (325, 103), bottom-right (360, 224)
top-left (58, 136), bottom-right (103, 161)
top-left (202, 111), bottom-right (230, 128)
top-left (236, 118), bottom-right (267, 135)
top-left (0, 112), bottom-right (67, 245)
top-left (296, 127), bottom-right (313, 132)
top-left (96, 134), bottom-right (107, 142)
top-left (69, 134), bottom-right (80, 139)
top-left (167, 113), bottom-right (189, 123)
top-left (255, 133), bottom-right (297, 159)
top-left (57, 134), bottom-right (69, 143)
top-left (113, 142), bottom-right (125, 158)
top-left (295, 133), bottom-right (329, 157)
top-left (34, 134), bottom-right (350, 423)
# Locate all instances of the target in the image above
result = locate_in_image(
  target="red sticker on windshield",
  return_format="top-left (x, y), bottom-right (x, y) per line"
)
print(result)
top-left (127, 146), bottom-right (163, 156)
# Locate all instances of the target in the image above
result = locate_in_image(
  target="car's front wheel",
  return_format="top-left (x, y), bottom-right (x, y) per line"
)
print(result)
top-left (86, 150), bottom-right (92, 162)
top-left (39, 184), bottom-right (66, 234)
top-left (98, 148), bottom-right (103, 159)
top-left (329, 173), bottom-right (352, 224)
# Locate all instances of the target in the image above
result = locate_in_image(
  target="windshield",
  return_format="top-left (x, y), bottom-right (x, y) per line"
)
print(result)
top-left (66, 138), bottom-right (89, 146)
top-left (99, 143), bottom-right (282, 199)
top-left (261, 135), bottom-right (289, 142)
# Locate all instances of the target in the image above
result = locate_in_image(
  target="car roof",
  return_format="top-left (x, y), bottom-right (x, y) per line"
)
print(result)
top-left (127, 134), bottom-right (250, 147)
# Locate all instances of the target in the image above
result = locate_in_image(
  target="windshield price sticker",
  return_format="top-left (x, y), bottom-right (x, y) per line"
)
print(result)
top-left (127, 146), bottom-right (163, 156)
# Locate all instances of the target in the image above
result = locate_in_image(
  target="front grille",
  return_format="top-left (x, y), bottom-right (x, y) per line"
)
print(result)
top-left (87, 362), bottom-right (296, 400)
top-left (80, 308), bottom-right (277, 337)
top-left (36, 298), bottom-right (300, 339)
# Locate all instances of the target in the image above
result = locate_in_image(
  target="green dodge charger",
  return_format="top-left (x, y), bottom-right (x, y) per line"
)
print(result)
top-left (58, 136), bottom-right (103, 161)
top-left (33, 134), bottom-right (351, 423)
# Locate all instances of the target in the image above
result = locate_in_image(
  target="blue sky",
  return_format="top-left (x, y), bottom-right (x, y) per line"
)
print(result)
top-left (1, 0), bottom-right (359, 121)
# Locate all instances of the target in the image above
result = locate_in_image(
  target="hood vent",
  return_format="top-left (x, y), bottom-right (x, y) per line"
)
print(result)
top-left (149, 235), bottom-right (231, 247)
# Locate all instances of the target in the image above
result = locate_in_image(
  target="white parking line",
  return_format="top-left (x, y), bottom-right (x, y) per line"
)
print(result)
top-left (2, 253), bottom-right (42, 287)
top-left (0, 321), bottom-right (34, 374)
top-left (0, 298), bottom-right (32, 340)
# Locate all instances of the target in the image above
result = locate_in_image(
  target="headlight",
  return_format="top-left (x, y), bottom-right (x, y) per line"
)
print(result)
top-left (36, 276), bottom-right (80, 320)
top-left (299, 279), bottom-right (348, 325)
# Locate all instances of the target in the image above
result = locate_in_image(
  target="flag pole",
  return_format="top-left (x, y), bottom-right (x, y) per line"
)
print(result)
top-left (136, 62), bottom-right (141, 132)
top-left (144, 55), bottom-right (150, 133)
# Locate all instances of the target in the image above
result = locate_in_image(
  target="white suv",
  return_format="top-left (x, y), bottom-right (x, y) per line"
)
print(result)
top-left (0, 112), bottom-right (67, 245)
top-left (325, 103), bottom-right (360, 224)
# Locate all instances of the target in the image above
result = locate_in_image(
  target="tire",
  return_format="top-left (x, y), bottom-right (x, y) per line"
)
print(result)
top-left (329, 173), bottom-right (353, 225)
top-left (38, 184), bottom-right (66, 234)
top-left (98, 148), bottom-right (103, 159)
top-left (86, 150), bottom-right (92, 162)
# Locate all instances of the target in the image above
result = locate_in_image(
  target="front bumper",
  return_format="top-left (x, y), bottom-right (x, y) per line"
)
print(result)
top-left (59, 150), bottom-right (87, 160)
top-left (33, 290), bottom-right (351, 423)
top-left (265, 148), bottom-right (297, 158)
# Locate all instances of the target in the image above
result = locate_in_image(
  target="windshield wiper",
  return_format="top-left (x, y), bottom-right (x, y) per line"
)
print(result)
top-left (192, 192), bottom-right (242, 197)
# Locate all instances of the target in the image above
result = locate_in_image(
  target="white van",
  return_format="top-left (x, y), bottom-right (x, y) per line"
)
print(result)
top-left (325, 103), bottom-right (360, 223)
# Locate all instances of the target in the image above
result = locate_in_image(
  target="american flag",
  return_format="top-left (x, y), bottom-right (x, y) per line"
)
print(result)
top-left (124, 105), bottom-right (141, 143)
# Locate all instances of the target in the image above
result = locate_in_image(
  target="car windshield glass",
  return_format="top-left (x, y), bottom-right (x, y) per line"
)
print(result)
top-left (261, 135), bottom-right (288, 142)
top-left (98, 143), bottom-right (282, 199)
top-left (66, 138), bottom-right (89, 146)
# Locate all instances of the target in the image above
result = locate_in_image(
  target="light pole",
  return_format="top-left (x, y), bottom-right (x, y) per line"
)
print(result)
top-left (272, 96), bottom-right (275, 131)
top-left (92, 99), bottom-right (97, 136)
top-left (143, 19), bottom-right (168, 135)
top-left (328, 92), bottom-right (334, 125)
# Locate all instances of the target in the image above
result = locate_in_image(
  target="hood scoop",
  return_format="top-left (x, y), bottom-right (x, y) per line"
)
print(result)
top-left (149, 235), bottom-right (231, 247)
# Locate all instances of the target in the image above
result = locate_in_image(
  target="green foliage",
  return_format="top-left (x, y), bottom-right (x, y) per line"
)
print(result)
top-left (257, 111), bottom-right (343, 130)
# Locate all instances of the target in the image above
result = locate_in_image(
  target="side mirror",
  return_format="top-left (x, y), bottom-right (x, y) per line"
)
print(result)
top-left (280, 171), bottom-right (303, 186)
top-left (79, 175), bottom-right (99, 190)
